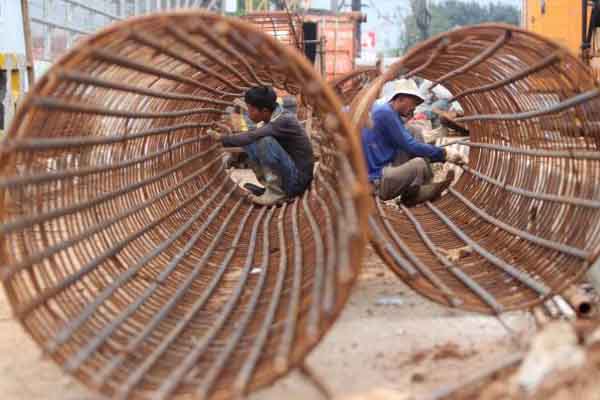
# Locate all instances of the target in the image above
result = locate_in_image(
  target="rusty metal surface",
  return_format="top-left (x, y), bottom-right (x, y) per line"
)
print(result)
top-left (0, 12), bottom-right (369, 400)
top-left (329, 66), bottom-right (381, 105)
top-left (352, 24), bottom-right (600, 314)
top-left (242, 11), bottom-right (304, 51)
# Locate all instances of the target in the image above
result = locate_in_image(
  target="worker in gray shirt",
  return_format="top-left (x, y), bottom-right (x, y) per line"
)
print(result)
top-left (210, 86), bottom-right (314, 206)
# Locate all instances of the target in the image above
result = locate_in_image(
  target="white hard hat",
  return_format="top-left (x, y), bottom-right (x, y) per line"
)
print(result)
top-left (384, 79), bottom-right (427, 103)
top-left (420, 79), bottom-right (453, 100)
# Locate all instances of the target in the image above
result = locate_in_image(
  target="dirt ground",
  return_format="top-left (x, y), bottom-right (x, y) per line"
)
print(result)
top-left (0, 245), bottom-right (535, 400)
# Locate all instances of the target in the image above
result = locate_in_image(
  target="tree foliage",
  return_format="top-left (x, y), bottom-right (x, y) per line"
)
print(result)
top-left (401, 1), bottom-right (520, 53)
top-left (232, 0), bottom-right (286, 15)
top-left (411, 0), bottom-right (432, 42)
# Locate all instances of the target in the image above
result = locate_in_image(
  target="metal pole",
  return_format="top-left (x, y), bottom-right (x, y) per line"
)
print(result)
top-left (330, 0), bottom-right (338, 12)
top-left (319, 36), bottom-right (327, 77)
top-left (42, 0), bottom-right (52, 61)
top-left (20, 0), bottom-right (35, 84)
top-left (351, 0), bottom-right (361, 58)
top-left (586, 263), bottom-right (600, 298)
top-left (583, 0), bottom-right (589, 56)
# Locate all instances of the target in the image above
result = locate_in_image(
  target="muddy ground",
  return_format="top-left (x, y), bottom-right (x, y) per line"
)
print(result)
top-left (0, 245), bottom-right (535, 400)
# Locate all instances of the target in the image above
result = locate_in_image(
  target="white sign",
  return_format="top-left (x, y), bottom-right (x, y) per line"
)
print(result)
top-left (225, 0), bottom-right (237, 13)
top-left (362, 31), bottom-right (377, 50)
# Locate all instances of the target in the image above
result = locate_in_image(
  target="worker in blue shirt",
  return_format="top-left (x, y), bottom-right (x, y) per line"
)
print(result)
top-left (362, 79), bottom-right (466, 206)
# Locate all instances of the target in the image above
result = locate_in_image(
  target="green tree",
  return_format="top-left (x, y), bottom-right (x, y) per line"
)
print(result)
top-left (411, 0), bottom-right (432, 42)
top-left (401, 1), bottom-right (520, 53)
top-left (231, 0), bottom-right (286, 16)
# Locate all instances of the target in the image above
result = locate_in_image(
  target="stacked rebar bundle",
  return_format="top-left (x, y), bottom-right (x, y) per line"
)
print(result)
top-left (0, 12), bottom-right (369, 400)
top-left (353, 24), bottom-right (600, 314)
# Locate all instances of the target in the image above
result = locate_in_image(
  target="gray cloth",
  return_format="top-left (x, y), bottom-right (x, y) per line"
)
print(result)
top-left (379, 158), bottom-right (433, 200)
top-left (377, 127), bottom-right (433, 201)
top-left (221, 107), bottom-right (314, 180)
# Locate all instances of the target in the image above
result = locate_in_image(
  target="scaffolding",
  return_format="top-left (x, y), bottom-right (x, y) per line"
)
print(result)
top-left (27, 0), bottom-right (224, 62)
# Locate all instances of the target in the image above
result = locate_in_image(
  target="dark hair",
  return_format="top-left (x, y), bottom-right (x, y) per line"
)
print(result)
top-left (244, 86), bottom-right (278, 111)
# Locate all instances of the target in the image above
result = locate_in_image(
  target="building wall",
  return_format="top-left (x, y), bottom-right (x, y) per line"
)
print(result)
top-left (304, 12), bottom-right (363, 80)
top-left (245, 11), bottom-right (364, 80)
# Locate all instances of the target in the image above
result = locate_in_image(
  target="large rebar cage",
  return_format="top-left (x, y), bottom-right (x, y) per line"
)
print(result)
top-left (329, 66), bottom-right (381, 106)
top-left (0, 12), bottom-right (369, 400)
top-left (353, 24), bottom-right (600, 314)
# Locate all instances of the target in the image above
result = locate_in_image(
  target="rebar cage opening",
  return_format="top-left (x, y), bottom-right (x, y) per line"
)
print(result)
top-left (352, 24), bottom-right (600, 314)
top-left (0, 12), bottom-right (369, 400)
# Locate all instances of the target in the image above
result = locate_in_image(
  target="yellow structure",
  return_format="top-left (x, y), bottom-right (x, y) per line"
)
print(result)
top-left (0, 53), bottom-right (29, 135)
top-left (523, 0), bottom-right (589, 57)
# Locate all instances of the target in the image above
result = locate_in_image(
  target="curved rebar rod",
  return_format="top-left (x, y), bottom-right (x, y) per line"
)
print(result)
top-left (0, 11), bottom-right (369, 400)
top-left (329, 66), bottom-right (381, 105)
top-left (352, 23), bottom-right (600, 314)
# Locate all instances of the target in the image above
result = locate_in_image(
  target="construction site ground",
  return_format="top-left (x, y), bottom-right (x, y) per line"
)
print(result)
top-left (0, 245), bottom-right (535, 400)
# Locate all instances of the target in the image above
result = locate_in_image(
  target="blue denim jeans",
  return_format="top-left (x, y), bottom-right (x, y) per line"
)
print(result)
top-left (244, 137), bottom-right (310, 197)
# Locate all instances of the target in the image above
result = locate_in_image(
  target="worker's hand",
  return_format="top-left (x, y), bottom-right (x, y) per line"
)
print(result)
top-left (207, 129), bottom-right (222, 141)
top-left (445, 148), bottom-right (468, 166)
top-left (217, 112), bottom-right (236, 132)
top-left (232, 98), bottom-right (248, 112)
top-left (215, 121), bottom-right (234, 135)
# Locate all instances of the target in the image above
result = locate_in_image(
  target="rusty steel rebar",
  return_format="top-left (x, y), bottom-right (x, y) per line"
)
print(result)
top-left (329, 66), bottom-right (381, 105)
top-left (563, 285), bottom-right (596, 317)
top-left (0, 11), bottom-right (369, 400)
top-left (351, 24), bottom-right (600, 314)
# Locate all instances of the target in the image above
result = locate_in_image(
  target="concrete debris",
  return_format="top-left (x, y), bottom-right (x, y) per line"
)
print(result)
top-left (375, 296), bottom-right (404, 306)
top-left (439, 246), bottom-right (473, 262)
top-left (585, 326), bottom-right (600, 346)
top-left (512, 321), bottom-right (586, 394)
top-left (563, 285), bottom-right (596, 318)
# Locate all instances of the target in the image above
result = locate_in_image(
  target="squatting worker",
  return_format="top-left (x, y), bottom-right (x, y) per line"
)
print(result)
top-left (362, 79), bottom-right (467, 206)
top-left (209, 86), bottom-right (314, 206)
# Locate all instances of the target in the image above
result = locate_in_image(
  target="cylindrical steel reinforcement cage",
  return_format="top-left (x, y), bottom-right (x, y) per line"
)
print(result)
top-left (0, 12), bottom-right (369, 400)
top-left (352, 24), bottom-right (600, 314)
top-left (329, 66), bottom-right (381, 105)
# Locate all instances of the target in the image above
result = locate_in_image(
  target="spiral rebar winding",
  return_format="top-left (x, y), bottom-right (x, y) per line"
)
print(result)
top-left (0, 12), bottom-right (369, 400)
top-left (352, 24), bottom-right (600, 314)
top-left (329, 66), bottom-right (381, 105)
